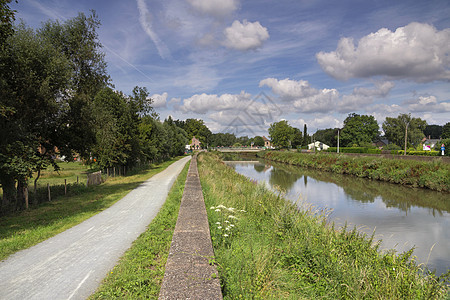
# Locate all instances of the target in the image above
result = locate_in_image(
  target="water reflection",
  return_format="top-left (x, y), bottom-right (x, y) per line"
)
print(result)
top-left (225, 160), bottom-right (450, 275)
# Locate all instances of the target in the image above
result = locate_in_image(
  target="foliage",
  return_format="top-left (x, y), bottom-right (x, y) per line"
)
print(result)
top-left (290, 127), bottom-right (303, 148)
top-left (89, 161), bottom-right (190, 299)
top-left (383, 114), bottom-right (427, 149)
top-left (424, 125), bottom-right (443, 139)
top-left (177, 118), bottom-right (212, 148)
top-left (268, 120), bottom-right (295, 149)
top-left (210, 133), bottom-right (237, 147)
top-left (442, 122), bottom-right (450, 139)
top-left (264, 151), bottom-right (450, 192)
top-left (435, 138), bottom-right (450, 156)
top-left (253, 136), bottom-right (265, 147)
top-left (314, 128), bottom-right (338, 147)
top-left (198, 152), bottom-right (449, 299)
top-left (340, 113), bottom-right (379, 147)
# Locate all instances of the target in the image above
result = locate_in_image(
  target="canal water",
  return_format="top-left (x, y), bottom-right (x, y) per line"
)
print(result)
top-left (225, 160), bottom-right (450, 275)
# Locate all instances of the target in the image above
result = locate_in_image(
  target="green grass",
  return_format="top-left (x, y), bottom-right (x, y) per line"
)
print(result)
top-left (28, 161), bottom-right (91, 188)
top-left (263, 151), bottom-right (450, 192)
top-left (198, 152), bottom-right (449, 299)
top-left (89, 160), bottom-right (190, 299)
top-left (0, 157), bottom-right (184, 261)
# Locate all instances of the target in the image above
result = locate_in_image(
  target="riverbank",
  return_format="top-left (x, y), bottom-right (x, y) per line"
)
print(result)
top-left (262, 151), bottom-right (450, 192)
top-left (197, 152), bottom-right (449, 299)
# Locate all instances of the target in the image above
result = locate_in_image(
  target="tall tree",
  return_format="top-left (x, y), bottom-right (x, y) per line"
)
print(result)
top-left (302, 124), bottom-right (308, 146)
top-left (0, 23), bottom-right (73, 210)
top-left (290, 127), bottom-right (303, 148)
top-left (268, 120), bottom-right (295, 149)
top-left (382, 114), bottom-right (427, 148)
top-left (340, 113), bottom-right (379, 147)
top-left (253, 136), bottom-right (265, 147)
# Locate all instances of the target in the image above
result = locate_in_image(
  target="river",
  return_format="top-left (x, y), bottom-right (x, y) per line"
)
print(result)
top-left (225, 160), bottom-right (450, 276)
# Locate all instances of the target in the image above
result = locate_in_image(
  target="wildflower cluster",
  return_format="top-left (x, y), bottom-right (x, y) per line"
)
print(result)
top-left (210, 204), bottom-right (246, 246)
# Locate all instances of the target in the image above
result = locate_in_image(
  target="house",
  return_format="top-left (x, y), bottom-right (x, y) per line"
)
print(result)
top-left (421, 136), bottom-right (440, 150)
top-left (262, 136), bottom-right (272, 148)
top-left (308, 141), bottom-right (329, 151)
top-left (373, 139), bottom-right (390, 149)
top-left (190, 136), bottom-right (201, 150)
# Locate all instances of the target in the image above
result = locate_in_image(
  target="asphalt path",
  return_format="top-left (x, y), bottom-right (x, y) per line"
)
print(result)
top-left (0, 156), bottom-right (191, 300)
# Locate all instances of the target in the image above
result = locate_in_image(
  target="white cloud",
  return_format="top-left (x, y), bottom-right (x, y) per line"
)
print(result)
top-left (150, 92), bottom-right (168, 108)
top-left (136, 0), bottom-right (171, 59)
top-left (259, 78), bottom-right (317, 100)
top-left (316, 22), bottom-right (450, 82)
top-left (187, 0), bottom-right (239, 18)
top-left (223, 20), bottom-right (269, 51)
top-left (260, 78), bottom-right (396, 114)
top-left (407, 96), bottom-right (450, 112)
top-left (180, 91), bottom-right (252, 114)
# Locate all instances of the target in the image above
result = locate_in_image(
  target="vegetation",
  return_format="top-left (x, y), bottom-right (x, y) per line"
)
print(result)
top-left (340, 113), bottom-right (379, 147)
top-left (263, 151), bottom-right (450, 192)
top-left (268, 120), bottom-right (302, 149)
top-left (89, 160), bottom-right (190, 299)
top-left (198, 152), bottom-right (449, 299)
top-left (0, 157), bottom-right (183, 260)
top-left (313, 128), bottom-right (339, 147)
top-left (383, 114), bottom-right (427, 149)
top-left (442, 122), bottom-right (450, 139)
top-left (0, 7), bottom-right (187, 213)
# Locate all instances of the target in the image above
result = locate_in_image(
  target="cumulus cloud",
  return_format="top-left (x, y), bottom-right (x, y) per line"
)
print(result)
top-left (136, 0), bottom-right (171, 59)
top-left (180, 91), bottom-right (252, 114)
top-left (150, 92), bottom-right (168, 108)
top-left (223, 20), bottom-right (269, 51)
top-left (406, 96), bottom-right (450, 112)
top-left (260, 78), bottom-right (394, 114)
top-left (316, 22), bottom-right (450, 82)
top-left (187, 0), bottom-right (238, 18)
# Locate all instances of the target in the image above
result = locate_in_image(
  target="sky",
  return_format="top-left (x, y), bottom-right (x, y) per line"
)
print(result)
top-left (12, 0), bottom-right (450, 137)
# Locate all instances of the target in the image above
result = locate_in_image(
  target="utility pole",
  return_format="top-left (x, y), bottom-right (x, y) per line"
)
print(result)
top-left (404, 120), bottom-right (411, 156)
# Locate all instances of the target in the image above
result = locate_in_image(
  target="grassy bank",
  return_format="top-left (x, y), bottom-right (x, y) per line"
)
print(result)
top-left (0, 157), bottom-right (184, 261)
top-left (198, 152), bottom-right (449, 299)
top-left (263, 151), bottom-right (450, 192)
top-left (90, 161), bottom-right (190, 299)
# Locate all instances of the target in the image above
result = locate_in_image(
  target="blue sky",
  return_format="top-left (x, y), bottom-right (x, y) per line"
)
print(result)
top-left (13, 0), bottom-right (450, 136)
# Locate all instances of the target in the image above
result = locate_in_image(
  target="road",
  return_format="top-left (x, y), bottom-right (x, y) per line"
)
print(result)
top-left (0, 156), bottom-right (191, 300)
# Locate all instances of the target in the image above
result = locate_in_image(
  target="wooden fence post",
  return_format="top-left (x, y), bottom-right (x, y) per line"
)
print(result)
top-left (47, 183), bottom-right (51, 202)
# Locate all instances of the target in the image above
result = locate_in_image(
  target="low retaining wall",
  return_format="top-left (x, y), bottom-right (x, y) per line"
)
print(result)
top-left (159, 155), bottom-right (222, 299)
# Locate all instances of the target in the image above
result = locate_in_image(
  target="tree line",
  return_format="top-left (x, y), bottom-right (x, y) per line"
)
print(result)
top-left (0, 4), bottom-right (188, 212)
top-left (268, 113), bottom-right (450, 151)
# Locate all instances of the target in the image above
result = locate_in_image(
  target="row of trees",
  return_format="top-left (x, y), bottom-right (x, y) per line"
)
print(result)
top-left (268, 113), bottom-right (449, 150)
top-left (0, 4), bottom-right (188, 212)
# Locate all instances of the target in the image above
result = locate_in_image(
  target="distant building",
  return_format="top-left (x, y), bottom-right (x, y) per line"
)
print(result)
top-left (262, 136), bottom-right (272, 148)
top-left (373, 139), bottom-right (390, 149)
top-left (190, 136), bottom-right (201, 150)
top-left (422, 137), bottom-right (440, 150)
top-left (308, 141), bottom-right (329, 151)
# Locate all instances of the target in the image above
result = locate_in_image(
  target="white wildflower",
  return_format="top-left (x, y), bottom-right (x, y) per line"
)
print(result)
top-left (217, 226), bottom-right (222, 229)
top-left (224, 220), bottom-right (230, 223)
top-left (215, 222), bottom-right (221, 225)
top-left (226, 227), bottom-right (231, 231)
top-left (228, 215), bottom-right (238, 220)
top-left (227, 207), bottom-right (235, 212)
top-left (240, 209), bottom-right (246, 213)
top-left (217, 204), bottom-right (226, 209)
top-left (210, 206), bottom-right (215, 210)
top-left (223, 234), bottom-right (229, 237)
top-left (230, 224), bottom-right (235, 227)
top-left (215, 209), bottom-right (220, 212)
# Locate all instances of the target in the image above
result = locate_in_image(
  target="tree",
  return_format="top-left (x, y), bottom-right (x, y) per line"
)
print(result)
top-left (181, 118), bottom-right (211, 148)
top-left (253, 136), bottom-right (265, 147)
top-left (382, 114), bottom-right (427, 149)
top-left (442, 122), bottom-right (450, 139)
top-left (268, 120), bottom-right (295, 149)
top-left (340, 113), bottom-right (379, 147)
top-left (423, 125), bottom-right (442, 139)
top-left (1, 23), bottom-right (73, 210)
top-left (313, 128), bottom-right (338, 147)
top-left (290, 127), bottom-right (303, 148)
top-left (302, 124), bottom-right (309, 146)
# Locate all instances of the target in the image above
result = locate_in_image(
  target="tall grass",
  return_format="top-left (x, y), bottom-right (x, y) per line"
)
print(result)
top-left (264, 151), bottom-right (450, 192)
top-left (198, 152), bottom-right (449, 299)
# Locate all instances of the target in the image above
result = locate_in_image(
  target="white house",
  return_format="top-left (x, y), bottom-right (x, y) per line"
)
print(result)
top-left (308, 141), bottom-right (330, 151)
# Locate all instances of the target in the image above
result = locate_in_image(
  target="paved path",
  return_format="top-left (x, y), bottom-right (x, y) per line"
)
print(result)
top-left (0, 156), bottom-right (191, 300)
